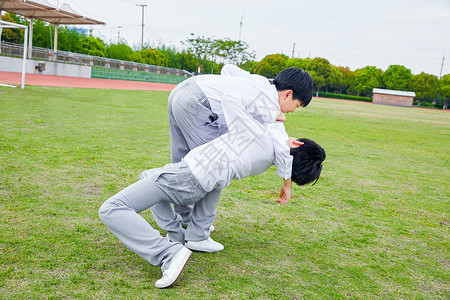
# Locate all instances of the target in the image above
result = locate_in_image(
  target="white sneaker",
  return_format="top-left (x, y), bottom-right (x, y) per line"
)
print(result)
top-left (185, 236), bottom-right (224, 252)
top-left (154, 247), bottom-right (191, 288)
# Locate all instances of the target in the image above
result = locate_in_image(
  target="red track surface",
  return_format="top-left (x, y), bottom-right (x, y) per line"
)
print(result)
top-left (0, 71), bottom-right (176, 91)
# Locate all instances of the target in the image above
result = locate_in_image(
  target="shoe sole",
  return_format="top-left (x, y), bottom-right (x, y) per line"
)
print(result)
top-left (155, 249), bottom-right (191, 288)
top-left (185, 243), bottom-right (223, 253)
top-left (168, 253), bottom-right (190, 288)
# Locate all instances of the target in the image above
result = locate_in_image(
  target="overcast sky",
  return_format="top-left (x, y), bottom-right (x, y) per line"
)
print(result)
top-left (48, 0), bottom-right (450, 77)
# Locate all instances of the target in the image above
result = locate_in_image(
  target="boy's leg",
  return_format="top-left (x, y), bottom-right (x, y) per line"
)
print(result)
top-left (152, 78), bottom-right (219, 233)
top-left (170, 79), bottom-right (219, 224)
top-left (167, 77), bottom-right (219, 164)
top-left (185, 188), bottom-right (222, 242)
top-left (99, 176), bottom-right (183, 271)
top-left (151, 202), bottom-right (185, 243)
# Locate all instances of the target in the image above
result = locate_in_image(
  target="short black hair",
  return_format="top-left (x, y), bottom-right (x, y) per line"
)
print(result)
top-left (273, 68), bottom-right (314, 107)
top-left (290, 138), bottom-right (326, 186)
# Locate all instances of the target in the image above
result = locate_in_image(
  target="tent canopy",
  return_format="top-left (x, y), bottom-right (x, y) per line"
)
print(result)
top-left (1, 0), bottom-right (104, 54)
top-left (0, 0), bottom-right (104, 25)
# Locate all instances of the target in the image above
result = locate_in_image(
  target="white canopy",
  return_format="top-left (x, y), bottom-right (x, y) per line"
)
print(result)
top-left (0, 0), bottom-right (104, 25)
top-left (1, 0), bottom-right (104, 56)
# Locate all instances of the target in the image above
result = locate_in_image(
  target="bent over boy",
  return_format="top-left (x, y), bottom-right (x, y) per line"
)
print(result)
top-left (151, 64), bottom-right (314, 249)
top-left (99, 94), bottom-right (325, 289)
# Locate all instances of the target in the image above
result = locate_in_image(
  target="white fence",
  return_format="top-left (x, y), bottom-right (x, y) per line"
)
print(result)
top-left (0, 41), bottom-right (193, 77)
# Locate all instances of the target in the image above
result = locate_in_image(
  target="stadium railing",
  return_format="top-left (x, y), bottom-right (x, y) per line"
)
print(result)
top-left (0, 41), bottom-right (193, 78)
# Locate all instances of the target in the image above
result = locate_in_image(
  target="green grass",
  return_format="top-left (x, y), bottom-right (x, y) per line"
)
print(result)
top-left (0, 85), bottom-right (449, 299)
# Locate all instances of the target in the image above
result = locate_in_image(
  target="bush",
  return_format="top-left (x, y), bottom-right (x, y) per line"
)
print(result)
top-left (317, 92), bottom-right (372, 102)
top-left (422, 102), bottom-right (436, 108)
top-left (106, 44), bottom-right (133, 61)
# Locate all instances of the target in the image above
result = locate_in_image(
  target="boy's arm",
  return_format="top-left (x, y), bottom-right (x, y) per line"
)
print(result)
top-left (265, 123), bottom-right (294, 204)
top-left (277, 178), bottom-right (292, 204)
top-left (222, 95), bottom-right (294, 203)
top-left (265, 123), bottom-right (293, 179)
top-left (220, 92), bottom-right (265, 141)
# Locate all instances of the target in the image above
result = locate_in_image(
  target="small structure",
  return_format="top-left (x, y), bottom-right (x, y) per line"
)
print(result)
top-left (372, 88), bottom-right (416, 108)
top-left (1, 0), bottom-right (104, 58)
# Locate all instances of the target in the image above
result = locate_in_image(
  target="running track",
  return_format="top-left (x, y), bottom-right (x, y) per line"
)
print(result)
top-left (1, 71), bottom-right (445, 111)
top-left (0, 71), bottom-right (176, 91)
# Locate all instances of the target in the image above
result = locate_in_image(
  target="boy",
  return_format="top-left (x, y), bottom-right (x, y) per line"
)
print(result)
top-left (99, 95), bottom-right (325, 289)
top-left (151, 64), bottom-right (314, 250)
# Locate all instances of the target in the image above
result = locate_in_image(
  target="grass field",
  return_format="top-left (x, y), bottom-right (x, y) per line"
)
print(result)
top-left (0, 85), bottom-right (449, 299)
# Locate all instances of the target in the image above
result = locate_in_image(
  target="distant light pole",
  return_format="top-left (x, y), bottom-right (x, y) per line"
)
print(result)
top-left (239, 15), bottom-right (243, 41)
top-left (439, 55), bottom-right (445, 79)
top-left (137, 4), bottom-right (147, 49)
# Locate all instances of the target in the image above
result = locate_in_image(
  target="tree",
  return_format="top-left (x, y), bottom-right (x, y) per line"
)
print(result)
top-left (381, 65), bottom-right (413, 90)
top-left (213, 38), bottom-right (255, 64)
top-left (238, 60), bottom-right (258, 73)
top-left (305, 57), bottom-right (341, 96)
top-left (128, 48), bottom-right (168, 66)
top-left (182, 34), bottom-right (216, 73)
top-left (1, 13), bottom-right (24, 43)
top-left (57, 26), bottom-right (84, 53)
top-left (409, 72), bottom-right (438, 104)
top-left (438, 74), bottom-right (450, 109)
top-left (156, 45), bottom-right (198, 72)
top-left (176, 51), bottom-right (199, 72)
top-left (254, 54), bottom-right (288, 78)
top-left (80, 35), bottom-right (106, 57)
top-left (182, 35), bottom-right (255, 73)
top-left (106, 43), bottom-right (133, 61)
top-left (27, 19), bottom-right (50, 48)
top-left (348, 66), bottom-right (383, 97)
top-left (332, 66), bottom-right (356, 94)
top-left (182, 34), bottom-right (214, 61)
top-left (286, 58), bottom-right (309, 70)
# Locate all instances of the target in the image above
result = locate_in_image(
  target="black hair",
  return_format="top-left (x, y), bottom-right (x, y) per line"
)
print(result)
top-left (290, 138), bottom-right (326, 186)
top-left (273, 68), bottom-right (314, 107)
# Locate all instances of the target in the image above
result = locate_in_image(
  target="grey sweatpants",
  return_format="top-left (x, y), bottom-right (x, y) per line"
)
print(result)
top-left (150, 77), bottom-right (223, 242)
top-left (99, 162), bottom-right (207, 271)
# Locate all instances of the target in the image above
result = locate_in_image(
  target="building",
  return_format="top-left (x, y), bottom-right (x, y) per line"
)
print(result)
top-left (372, 88), bottom-right (416, 108)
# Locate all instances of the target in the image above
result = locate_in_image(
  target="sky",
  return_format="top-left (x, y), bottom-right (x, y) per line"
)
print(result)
top-left (41, 0), bottom-right (450, 76)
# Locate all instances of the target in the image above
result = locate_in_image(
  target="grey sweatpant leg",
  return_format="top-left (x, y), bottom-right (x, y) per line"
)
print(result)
top-left (99, 177), bottom-right (183, 272)
top-left (151, 77), bottom-right (221, 241)
top-left (185, 188), bottom-right (222, 241)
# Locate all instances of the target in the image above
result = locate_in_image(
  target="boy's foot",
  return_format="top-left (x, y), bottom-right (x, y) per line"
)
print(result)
top-left (185, 237), bottom-right (224, 252)
top-left (155, 247), bottom-right (191, 288)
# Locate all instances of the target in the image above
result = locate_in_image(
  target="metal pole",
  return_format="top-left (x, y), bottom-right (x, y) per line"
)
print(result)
top-left (239, 15), bottom-right (243, 41)
top-left (21, 27), bottom-right (28, 89)
top-left (440, 56), bottom-right (445, 79)
top-left (28, 18), bottom-right (33, 59)
top-left (137, 4), bottom-right (147, 49)
top-left (0, 9), bottom-right (2, 54)
top-left (54, 24), bottom-right (58, 59)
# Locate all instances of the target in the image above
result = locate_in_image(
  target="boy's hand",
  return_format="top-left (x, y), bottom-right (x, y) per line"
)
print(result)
top-left (276, 110), bottom-right (286, 123)
top-left (277, 178), bottom-right (292, 204)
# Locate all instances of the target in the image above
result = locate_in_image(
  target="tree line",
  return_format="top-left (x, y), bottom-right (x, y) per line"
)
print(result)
top-left (2, 13), bottom-right (449, 109)
top-left (249, 54), bottom-right (449, 109)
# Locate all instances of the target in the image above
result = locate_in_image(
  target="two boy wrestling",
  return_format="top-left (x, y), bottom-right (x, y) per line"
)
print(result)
top-left (99, 65), bottom-right (325, 288)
